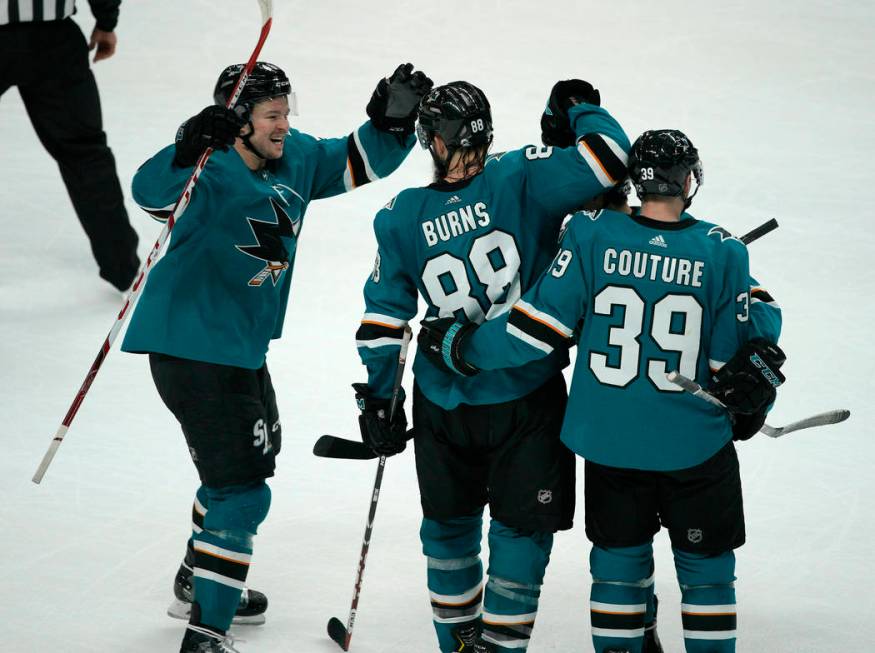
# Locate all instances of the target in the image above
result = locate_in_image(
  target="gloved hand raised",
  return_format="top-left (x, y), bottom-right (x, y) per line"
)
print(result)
top-left (353, 383), bottom-right (408, 456)
top-left (540, 79), bottom-right (601, 148)
top-left (174, 105), bottom-right (246, 167)
top-left (417, 318), bottom-right (480, 377)
top-left (367, 63), bottom-right (433, 138)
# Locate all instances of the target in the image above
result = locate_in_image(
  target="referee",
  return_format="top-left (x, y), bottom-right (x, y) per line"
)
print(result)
top-left (1, 1), bottom-right (139, 291)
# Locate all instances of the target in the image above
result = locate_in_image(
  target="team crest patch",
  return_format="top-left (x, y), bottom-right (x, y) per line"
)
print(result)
top-left (537, 489), bottom-right (553, 504)
top-left (236, 197), bottom-right (299, 287)
top-left (707, 226), bottom-right (741, 243)
top-left (687, 528), bottom-right (703, 544)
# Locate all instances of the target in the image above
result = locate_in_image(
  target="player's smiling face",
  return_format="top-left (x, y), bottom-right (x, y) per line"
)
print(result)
top-left (248, 97), bottom-right (290, 159)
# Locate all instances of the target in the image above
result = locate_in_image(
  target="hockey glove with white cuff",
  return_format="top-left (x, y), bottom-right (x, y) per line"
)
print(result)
top-left (540, 79), bottom-right (601, 148)
top-left (353, 383), bottom-right (408, 456)
top-left (417, 318), bottom-right (480, 377)
top-left (174, 105), bottom-right (246, 167)
top-left (709, 339), bottom-right (786, 441)
top-left (366, 63), bottom-right (433, 139)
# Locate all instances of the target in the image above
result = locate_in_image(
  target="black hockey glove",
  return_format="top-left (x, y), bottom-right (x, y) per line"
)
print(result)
top-left (709, 338), bottom-right (786, 417)
top-left (353, 383), bottom-right (408, 456)
top-left (730, 409), bottom-right (769, 442)
top-left (417, 318), bottom-right (480, 377)
top-left (174, 105), bottom-right (246, 167)
top-left (540, 79), bottom-right (601, 148)
top-left (366, 63), bottom-right (433, 138)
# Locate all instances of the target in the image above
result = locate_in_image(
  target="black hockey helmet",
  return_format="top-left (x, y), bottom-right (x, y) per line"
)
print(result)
top-left (629, 129), bottom-right (703, 205)
top-left (416, 81), bottom-right (493, 151)
top-left (213, 61), bottom-right (297, 117)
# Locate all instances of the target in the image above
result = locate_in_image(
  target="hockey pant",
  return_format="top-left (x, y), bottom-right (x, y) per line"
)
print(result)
top-left (188, 482), bottom-right (271, 633)
top-left (590, 542), bottom-right (737, 653)
top-left (421, 513), bottom-right (552, 652)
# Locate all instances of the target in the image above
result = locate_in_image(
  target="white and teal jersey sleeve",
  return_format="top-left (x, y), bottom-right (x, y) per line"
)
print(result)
top-left (122, 121), bottom-right (414, 370)
top-left (467, 210), bottom-right (757, 471)
top-left (356, 207), bottom-right (419, 399)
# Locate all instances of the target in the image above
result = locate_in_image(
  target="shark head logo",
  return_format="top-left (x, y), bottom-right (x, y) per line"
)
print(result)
top-left (236, 197), bottom-right (300, 287)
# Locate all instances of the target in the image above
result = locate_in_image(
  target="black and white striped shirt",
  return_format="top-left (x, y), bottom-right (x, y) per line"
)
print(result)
top-left (0, 0), bottom-right (120, 32)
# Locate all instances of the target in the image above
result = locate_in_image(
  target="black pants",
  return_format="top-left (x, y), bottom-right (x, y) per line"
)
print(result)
top-left (149, 353), bottom-right (281, 487)
top-left (0, 19), bottom-right (138, 289)
top-left (413, 375), bottom-right (575, 533)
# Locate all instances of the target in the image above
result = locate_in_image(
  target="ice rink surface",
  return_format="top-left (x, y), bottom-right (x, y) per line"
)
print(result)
top-left (1, 1), bottom-right (873, 651)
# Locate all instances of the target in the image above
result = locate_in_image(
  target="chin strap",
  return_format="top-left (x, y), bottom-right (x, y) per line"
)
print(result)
top-left (240, 121), bottom-right (268, 161)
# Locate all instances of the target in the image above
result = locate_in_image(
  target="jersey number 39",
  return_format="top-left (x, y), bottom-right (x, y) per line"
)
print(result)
top-left (590, 285), bottom-right (703, 391)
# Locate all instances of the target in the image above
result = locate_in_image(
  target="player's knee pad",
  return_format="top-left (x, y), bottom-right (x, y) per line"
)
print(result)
top-left (590, 542), bottom-right (654, 585)
top-left (420, 513), bottom-right (483, 560)
top-left (673, 548), bottom-right (735, 590)
top-left (202, 480), bottom-right (271, 541)
top-left (487, 519), bottom-right (553, 586)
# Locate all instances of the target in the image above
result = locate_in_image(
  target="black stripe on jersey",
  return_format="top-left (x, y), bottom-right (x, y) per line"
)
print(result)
top-left (193, 549), bottom-right (249, 583)
top-left (56, 0), bottom-right (66, 21)
top-left (191, 504), bottom-right (205, 531)
top-left (34, 0), bottom-right (44, 21)
top-left (356, 322), bottom-right (404, 342)
top-left (681, 611), bottom-right (737, 632)
top-left (508, 306), bottom-right (568, 352)
top-left (590, 610), bottom-right (646, 631)
top-left (346, 134), bottom-right (370, 188)
top-left (9, 0), bottom-right (20, 22)
top-left (751, 288), bottom-right (775, 303)
top-left (580, 133), bottom-right (627, 184)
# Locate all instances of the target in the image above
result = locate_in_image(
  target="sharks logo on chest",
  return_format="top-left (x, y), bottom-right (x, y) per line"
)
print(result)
top-left (236, 197), bottom-right (302, 287)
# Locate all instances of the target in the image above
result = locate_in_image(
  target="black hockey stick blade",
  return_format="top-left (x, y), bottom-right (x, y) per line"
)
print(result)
top-left (327, 616), bottom-right (350, 650)
top-left (313, 429), bottom-right (416, 460)
top-left (313, 435), bottom-right (376, 460)
top-left (740, 218), bottom-right (778, 245)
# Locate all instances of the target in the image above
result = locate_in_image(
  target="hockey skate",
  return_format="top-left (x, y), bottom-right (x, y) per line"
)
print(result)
top-left (452, 622), bottom-right (481, 651)
top-left (168, 547), bottom-right (267, 625)
top-left (180, 625), bottom-right (241, 653)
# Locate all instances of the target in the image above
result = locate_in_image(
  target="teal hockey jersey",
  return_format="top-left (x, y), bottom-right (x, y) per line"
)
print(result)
top-left (355, 103), bottom-right (630, 409)
top-left (122, 123), bottom-right (414, 368)
top-left (465, 209), bottom-right (781, 471)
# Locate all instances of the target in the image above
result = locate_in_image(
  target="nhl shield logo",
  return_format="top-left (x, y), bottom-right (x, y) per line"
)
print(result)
top-left (537, 489), bottom-right (553, 504)
top-left (687, 528), bottom-right (703, 544)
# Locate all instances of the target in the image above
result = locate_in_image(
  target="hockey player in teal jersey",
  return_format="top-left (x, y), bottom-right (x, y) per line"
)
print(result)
top-left (121, 61), bottom-right (431, 653)
top-left (354, 79), bottom-right (630, 652)
top-left (420, 130), bottom-right (786, 653)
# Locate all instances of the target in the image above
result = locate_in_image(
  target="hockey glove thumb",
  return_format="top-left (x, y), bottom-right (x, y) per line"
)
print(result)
top-left (367, 63), bottom-right (434, 138)
top-left (353, 383), bottom-right (408, 456)
top-left (540, 79), bottom-right (601, 148)
top-left (709, 339), bottom-right (786, 416)
top-left (418, 318), bottom-right (480, 377)
top-left (174, 105), bottom-right (246, 167)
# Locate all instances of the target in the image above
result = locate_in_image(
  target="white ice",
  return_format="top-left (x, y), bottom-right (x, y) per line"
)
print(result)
top-left (1, 1), bottom-right (873, 651)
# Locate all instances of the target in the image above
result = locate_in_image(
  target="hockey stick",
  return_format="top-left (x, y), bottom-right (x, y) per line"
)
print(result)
top-left (739, 218), bottom-right (778, 245)
top-left (31, 0), bottom-right (275, 485)
top-left (327, 326), bottom-right (412, 651)
top-left (666, 372), bottom-right (850, 438)
top-left (313, 429), bottom-right (415, 460)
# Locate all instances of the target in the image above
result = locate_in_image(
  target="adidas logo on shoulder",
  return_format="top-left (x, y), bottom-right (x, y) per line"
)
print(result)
top-left (649, 234), bottom-right (668, 248)
top-left (445, 195), bottom-right (462, 205)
